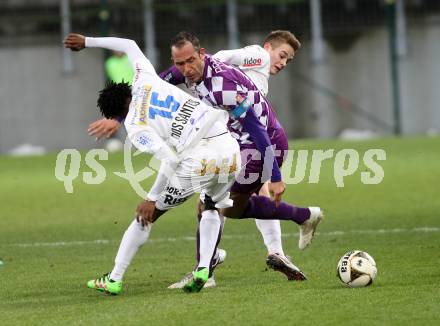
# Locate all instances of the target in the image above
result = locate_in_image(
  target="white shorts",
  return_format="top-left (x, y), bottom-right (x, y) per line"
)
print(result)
top-left (155, 132), bottom-right (241, 211)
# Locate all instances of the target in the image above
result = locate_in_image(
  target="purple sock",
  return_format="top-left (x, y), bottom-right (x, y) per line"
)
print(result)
top-left (242, 196), bottom-right (310, 225)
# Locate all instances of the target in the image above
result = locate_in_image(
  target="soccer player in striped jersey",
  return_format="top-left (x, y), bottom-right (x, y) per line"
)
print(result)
top-left (166, 31), bottom-right (312, 289)
top-left (212, 30), bottom-right (302, 278)
top-left (162, 31), bottom-right (323, 287)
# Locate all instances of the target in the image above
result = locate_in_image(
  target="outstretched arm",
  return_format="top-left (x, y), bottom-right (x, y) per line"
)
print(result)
top-left (64, 33), bottom-right (155, 75)
top-left (63, 33), bottom-right (86, 51)
top-left (64, 33), bottom-right (174, 160)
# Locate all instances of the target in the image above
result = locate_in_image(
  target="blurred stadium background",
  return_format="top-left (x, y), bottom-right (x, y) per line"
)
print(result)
top-left (1, 0), bottom-right (439, 153)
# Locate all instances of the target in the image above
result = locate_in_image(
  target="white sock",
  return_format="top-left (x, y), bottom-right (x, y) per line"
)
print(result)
top-left (110, 219), bottom-right (151, 281)
top-left (205, 215), bottom-right (225, 264)
top-left (198, 210), bottom-right (221, 269)
top-left (255, 219), bottom-right (284, 256)
top-left (219, 214), bottom-right (226, 233)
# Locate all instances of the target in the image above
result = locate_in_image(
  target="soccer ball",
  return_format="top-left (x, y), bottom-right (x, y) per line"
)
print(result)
top-left (337, 250), bottom-right (377, 287)
top-left (105, 138), bottom-right (123, 153)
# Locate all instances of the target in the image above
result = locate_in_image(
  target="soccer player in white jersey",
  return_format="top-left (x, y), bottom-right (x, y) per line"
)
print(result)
top-left (64, 33), bottom-right (242, 294)
top-left (214, 30), bottom-right (296, 97)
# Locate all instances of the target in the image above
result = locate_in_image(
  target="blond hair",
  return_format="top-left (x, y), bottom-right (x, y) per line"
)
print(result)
top-left (264, 30), bottom-right (301, 51)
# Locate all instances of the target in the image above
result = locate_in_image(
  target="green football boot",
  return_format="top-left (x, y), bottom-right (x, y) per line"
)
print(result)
top-left (183, 268), bottom-right (210, 293)
top-left (87, 273), bottom-right (123, 295)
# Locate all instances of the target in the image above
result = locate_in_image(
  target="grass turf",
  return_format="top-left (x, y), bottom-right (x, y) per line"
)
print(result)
top-left (0, 136), bottom-right (439, 325)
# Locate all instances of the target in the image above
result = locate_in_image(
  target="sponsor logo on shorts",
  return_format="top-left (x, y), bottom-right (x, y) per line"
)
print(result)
top-left (195, 154), bottom-right (238, 176)
top-left (163, 186), bottom-right (188, 205)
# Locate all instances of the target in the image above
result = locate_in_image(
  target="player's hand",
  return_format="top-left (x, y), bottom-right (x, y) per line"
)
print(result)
top-left (88, 118), bottom-right (121, 140)
top-left (268, 181), bottom-right (285, 207)
top-left (63, 33), bottom-right (86, 51)
top-left (136, 200), bottom-right (156, 226)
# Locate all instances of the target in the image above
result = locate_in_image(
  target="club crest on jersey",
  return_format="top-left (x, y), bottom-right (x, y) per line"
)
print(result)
top-left (243, 57), bottom-right (262, 67)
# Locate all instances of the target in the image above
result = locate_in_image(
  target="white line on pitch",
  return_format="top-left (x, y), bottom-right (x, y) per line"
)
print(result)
top-left (4, 226), bottom-right (439, 248)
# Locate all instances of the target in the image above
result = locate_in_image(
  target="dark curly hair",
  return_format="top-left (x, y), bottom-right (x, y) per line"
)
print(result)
top-left (97, 80), bottom-right (132, 119)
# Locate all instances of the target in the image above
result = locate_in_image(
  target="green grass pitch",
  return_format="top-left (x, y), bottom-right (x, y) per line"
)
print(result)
top-left (1, 136), bottom-right (439, 325)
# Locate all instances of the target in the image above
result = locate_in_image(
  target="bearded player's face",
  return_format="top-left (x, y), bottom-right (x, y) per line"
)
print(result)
top-left (171, 42), bottom-right (206, 83)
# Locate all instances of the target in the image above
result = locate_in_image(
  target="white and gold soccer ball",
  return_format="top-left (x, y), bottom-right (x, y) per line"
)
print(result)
top-left (337, 250), bottom-right (377, 287)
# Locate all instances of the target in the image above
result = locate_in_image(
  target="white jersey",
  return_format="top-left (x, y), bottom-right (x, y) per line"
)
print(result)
top-left (214, 45), bottom-right (270, 96)
top-left (85, 37), bottom-right (234, 201)
top-left (85, 37), bottom-right (228, 162)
